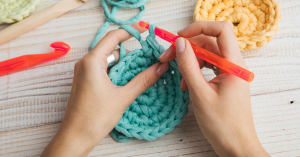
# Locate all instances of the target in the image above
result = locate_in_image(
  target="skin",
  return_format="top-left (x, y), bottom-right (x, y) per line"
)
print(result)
top-left (41, 22), bottom-right (269, 157)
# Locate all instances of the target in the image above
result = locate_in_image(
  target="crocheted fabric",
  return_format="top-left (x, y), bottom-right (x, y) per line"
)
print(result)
top-left (0, 0), bottom-right (41, 24)
top-left (108, 24), bottom-right (190, 142)
top-left (193, 0), bottom-right (282, 51)
top-left (90, 0), bottom-right (150, 50)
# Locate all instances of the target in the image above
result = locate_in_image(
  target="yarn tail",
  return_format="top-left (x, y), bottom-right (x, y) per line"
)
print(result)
top-left (110, 128), bottom-right (133, 143)
top-left (89, 0), bottom-right (150, 50)
top-left (90, 21), bottom-right (111, 50)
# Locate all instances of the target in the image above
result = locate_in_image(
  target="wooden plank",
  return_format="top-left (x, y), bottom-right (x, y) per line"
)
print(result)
top-left (1, 89), bottom-right (299, 156)
top-left (0, 0), bottom-right (300, 132)
top-left (0, 0), bottom-right (299, 156)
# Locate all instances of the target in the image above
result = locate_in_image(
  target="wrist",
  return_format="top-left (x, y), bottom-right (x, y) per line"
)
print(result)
top-left (57, 119), bottom-right (112, 148)
top-left (41, 129), bottom-right (95, 157)
top-left (41, 119), bottom-right (115, 157)
top-left (218, 135), bottom-right (269, 157)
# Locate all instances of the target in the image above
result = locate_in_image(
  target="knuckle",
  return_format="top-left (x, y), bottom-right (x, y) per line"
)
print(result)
top-left (178, 60), bottom-right (195, 75)
top-left (74, 61), bottom-right (79, 70)
top-left (79, 57), bottom-right (93, 69)
top-left (202, 35), bottom-right (216, 43)
top-left (206, 36), bottom-right (216, 42)
top-left (141, 74), bottom-right (153, 90)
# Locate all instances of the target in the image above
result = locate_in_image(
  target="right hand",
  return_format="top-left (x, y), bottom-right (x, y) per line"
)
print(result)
top-left (159, 21), bottom-right (269, 157)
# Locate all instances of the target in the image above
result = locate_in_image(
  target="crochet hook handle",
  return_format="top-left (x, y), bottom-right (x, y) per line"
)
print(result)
top-left (0, 42), bottom-right (70, 76)
top-left (139, 21), bottom-right (254, 82)
top-left (189, 42), bottom-right (254, 82)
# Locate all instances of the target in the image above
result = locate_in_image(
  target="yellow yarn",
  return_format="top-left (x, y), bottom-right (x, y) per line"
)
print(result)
top-left (0, 0), bottom-right (41, 24)
top-left (193, 0), bottom-right (282, 51)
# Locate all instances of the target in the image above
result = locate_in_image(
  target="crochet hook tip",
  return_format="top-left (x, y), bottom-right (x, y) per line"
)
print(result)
top-left (50, 42), bottom-right (70, 52)
top-left (0, 42), bottom-right (71, 77)
top-left (139, 21), bottom-right (149, 29)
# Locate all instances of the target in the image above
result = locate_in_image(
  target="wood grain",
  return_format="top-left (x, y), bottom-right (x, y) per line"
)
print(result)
top-left (0, 0), bottom-right (299, 156)
top-left (1, 89), bottom-right (299, 156)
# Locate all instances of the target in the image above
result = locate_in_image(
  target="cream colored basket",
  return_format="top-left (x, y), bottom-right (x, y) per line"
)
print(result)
top-left (0, 0), bottom-right (41, 24)
top-left (193, 0), bottom-right (282, 51)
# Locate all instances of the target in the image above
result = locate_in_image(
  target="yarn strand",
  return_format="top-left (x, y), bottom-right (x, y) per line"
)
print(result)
top-left (90, 0), bottom-right (150, 50)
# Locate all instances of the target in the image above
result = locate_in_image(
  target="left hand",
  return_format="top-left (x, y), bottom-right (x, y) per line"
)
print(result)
top-left (41, 23), bottom-right (169, 157)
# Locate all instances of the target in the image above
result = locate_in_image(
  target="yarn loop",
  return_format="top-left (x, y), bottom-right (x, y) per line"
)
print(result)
top-left (193, 0), bottom-right (282, 51)
top-left (108, 24), bottom-right (190, 142)
top-left (90, 0), bottom-right (150, 50)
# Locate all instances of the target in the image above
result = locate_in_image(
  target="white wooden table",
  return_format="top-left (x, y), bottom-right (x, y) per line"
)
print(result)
top-left (0, 0), bottom-right (299, 156)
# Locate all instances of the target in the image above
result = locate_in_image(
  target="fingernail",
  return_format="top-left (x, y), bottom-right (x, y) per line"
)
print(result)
top-left (156, 63), bottom-right (169, 76)
top-left (176, 38), bottom-right (186, 56)
top-left (159, 48), bottom-right (171, 59)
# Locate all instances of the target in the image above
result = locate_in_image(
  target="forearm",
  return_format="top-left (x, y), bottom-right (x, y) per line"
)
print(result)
top-left (41, 118), bottom-right (114, 157)
top-left (41, 131), bottom-right (93, 157)
top-left (193, 112), bottom-right (269, 157)
top-left (216, 135), bottom-right (269, 157)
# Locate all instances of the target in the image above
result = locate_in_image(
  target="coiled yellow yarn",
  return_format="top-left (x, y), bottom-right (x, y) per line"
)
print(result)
top-left (0, 0), bottom-right (41, 24)
top-left (193, 0), bottom-right (282, 51)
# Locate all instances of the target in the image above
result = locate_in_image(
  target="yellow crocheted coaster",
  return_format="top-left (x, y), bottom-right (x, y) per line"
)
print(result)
top-left (0, 0), bottom-right (41, 24)
top-left (193, 0), bottom-right (282, 51)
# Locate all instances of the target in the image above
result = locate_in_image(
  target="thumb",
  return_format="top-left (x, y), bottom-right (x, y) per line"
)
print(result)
top-left (122, 62), bottom-right (169, 101)
top-left (175, 38), bottom-right (210, 91)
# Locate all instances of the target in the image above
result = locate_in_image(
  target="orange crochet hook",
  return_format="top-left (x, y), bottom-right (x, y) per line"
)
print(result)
top-left (139, 21), bottom-right (254, 82)
top-left (0, 42), bottom-right (70, 76)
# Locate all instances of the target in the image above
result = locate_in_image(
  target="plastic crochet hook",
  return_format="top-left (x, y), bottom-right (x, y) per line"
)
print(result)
top-left (139, 21), bottom-right (255, 82)
top-left (0, 42), bottom-right (70, 76)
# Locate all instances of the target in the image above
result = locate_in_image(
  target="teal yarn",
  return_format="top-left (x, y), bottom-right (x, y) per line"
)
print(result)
top-left (90, 0), bottom-right (150, 50)
top-left (89, 0), bottom-right (190, 143)
top-left (108, 24), bottom-right (190, 142)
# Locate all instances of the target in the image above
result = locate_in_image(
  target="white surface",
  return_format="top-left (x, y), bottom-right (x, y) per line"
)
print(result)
top-left (0, 0), bottom-right (299, 156)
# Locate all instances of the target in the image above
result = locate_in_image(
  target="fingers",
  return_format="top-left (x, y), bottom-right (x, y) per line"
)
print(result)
top-left (188, 35), bottom-right (221, 69)
top-left (180, 78), bottom-right (188, 91)
top-left (175, 37), bottom-right (211, 93)
top-left (107, 49), bottom-right (130, 74)
top-left (178, 21), bottom-right (246, 68)
top-left (87, 23), bottom-right (147, 70)
top-left (90, 23), bottom-right (147, 58)
top-left (159, 35), bottom-right (221, 69)
top-left (159, 46), bottom-right (176, 63)
top-left (111, 49), bottom-right (130, 63)
top-left (123, 63), bottom-right (169, 100)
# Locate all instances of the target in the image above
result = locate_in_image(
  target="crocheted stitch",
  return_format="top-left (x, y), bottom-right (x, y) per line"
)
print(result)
top-left (108, 24), bottom-right (190, 142)
top-left (0, 0), bottom-right (41, 24)
top-left (90, 0), bottom-right (150, 50)
top-left (193, 0), bottom-right (282, 51)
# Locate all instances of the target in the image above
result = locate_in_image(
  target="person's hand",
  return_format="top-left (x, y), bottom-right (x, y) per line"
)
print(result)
top-left (41, 23), bottom-right (169, 157)
top-left (159, 21), bottom-right (269, 157)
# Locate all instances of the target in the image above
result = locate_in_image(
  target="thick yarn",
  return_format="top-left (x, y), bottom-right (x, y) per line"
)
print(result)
top-left (90, 0), bottom-right (150, 50)
top-left (0, 0), bottom-right (41, 24)
top-left (108, 24), bottom-right (190, 142)
top-left (193, 0), bottom-right (282, 51)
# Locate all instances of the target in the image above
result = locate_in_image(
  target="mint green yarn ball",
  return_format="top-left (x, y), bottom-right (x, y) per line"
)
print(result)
top-left (0, 0), bottom-right (41, 24)
top-left (108, 25), bottom-right (190, 142)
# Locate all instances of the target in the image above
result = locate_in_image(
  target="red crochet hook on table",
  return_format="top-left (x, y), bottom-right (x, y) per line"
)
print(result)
top-left (139, 21), bottom-right (254, 82)
top-left (0, 42), bottom-right (70, 76)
